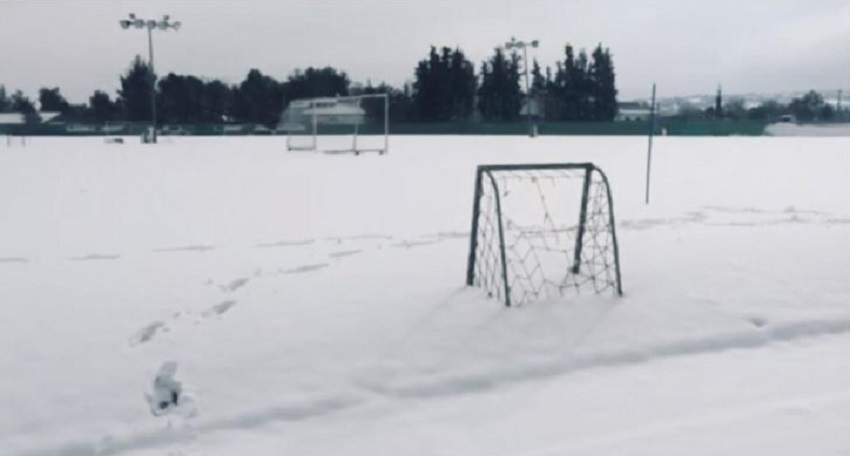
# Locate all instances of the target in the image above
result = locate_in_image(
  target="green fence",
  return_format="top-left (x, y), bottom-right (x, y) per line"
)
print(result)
top-left (2, 119), bottom-right (769, 137)
top-left (381, 120), bottom-right (767, 136)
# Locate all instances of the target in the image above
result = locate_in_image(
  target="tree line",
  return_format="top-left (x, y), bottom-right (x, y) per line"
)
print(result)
top-left (1, 42), bottom-right (621, 127)
top-left (675, 89), bottom-right (844, 123)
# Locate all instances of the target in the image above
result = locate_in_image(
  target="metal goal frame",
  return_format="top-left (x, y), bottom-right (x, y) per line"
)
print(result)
top-left (465, 162), bottom-right (623, 306)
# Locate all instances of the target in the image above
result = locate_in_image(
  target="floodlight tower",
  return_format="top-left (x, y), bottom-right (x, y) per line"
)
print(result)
top-left (119, 13), bottom-right (181, 144)
top-left (505, 37), bottom-right (539, 137)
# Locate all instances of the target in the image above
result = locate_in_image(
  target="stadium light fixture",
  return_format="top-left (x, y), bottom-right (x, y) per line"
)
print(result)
top-left (504, 37), bottom-right (541, 137)
top-left (118, 13), bottom-right (181, 144)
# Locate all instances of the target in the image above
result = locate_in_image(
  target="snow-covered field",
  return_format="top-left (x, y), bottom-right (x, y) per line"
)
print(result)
top-left (1, 135), bottom-right (848, 455)
top-left (765, 122), bottom-right (850, 137)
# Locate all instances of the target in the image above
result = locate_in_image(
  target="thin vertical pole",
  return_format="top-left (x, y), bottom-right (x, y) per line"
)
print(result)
top-left (311, 100), bottom-right (317, 150)
top-left (572, 166), bottom-right (592, 274)
top-left (353, 116), bottom-right (359, 153)
top-left (487, 172), bottom-right (512, 307)
top-left (645, 83), bottom-right (656, 205)
top-left (466, 168), bottom-right (484, 286)
top-left (384, 93), bottom-right (389, 154)
top-left (147, 26), bottom-right (157, 144)
top-left (524, 46), bottom-right (531, 137)
top-left (595, 167), bottom-right (624, 296)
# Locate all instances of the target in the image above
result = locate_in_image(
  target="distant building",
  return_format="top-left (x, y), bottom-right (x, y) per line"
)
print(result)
top-left (616, 102), bottom-right (652, 121)
top-left (279, 97), bottom-right (366, 132)
top-left (0, 111), bottom-right (61, 126)
top-left (0, 111), bottom-right (62, 134)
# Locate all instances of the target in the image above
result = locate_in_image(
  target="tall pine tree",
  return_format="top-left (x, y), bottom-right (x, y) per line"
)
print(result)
top-left (118, 55), bottom-right (156, 123)
top-left (590, 45), bottom-right (618, 121)
top-left (232, 69), bottom-right (284, 128)
top-left (477, 48), bottom-right (522, 121)
top-left (449, 48), bottom-right (477, 120)
top-left (413, 46), bottom-right (476, 121)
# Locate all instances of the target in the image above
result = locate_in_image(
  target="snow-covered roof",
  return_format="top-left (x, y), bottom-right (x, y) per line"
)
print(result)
top-left (0, 111), bottom-right (62, 125)
top-left (618, 108), bottom-right (652, 116)
top-left (0, 113), bottom-right (25, 125)
top-left (286, 98), bottom-right (365, 116)
top-left (304, 104), bottom-right (364, 116)
top-left (39, 111), bottom-right (61, 123)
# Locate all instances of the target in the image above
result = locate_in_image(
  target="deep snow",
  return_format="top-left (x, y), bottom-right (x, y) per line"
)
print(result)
top-left (1, 135), bottom-right (848, 455)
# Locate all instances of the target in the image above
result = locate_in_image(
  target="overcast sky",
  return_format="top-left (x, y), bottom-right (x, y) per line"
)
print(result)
top-left (1, 0), bottom-right (848, 104)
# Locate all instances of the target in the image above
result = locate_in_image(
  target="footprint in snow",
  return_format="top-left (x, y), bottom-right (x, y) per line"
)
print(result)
top-left (129, 321), bottom-right (167, 346)
top-left (256, 239), bottom-right (315, 248)
top-left (391, 239), bottom-right (439, 249)
top-left (220, 277), bottom-right (249, 293)
top-left (0, 257), bottom-right (29, 264)
top-left (748, 317), bottom-right (769, 328)
top-left (281, 263), bottom-right (330, 274)
top-left (203, 300), bottom-right (237, 318)
top-left (329, 249), bottom-right (362, 259)
top-left (153, 245), bottom-right (214, 253)
top-left (69, 253), bottom-right (121, 261)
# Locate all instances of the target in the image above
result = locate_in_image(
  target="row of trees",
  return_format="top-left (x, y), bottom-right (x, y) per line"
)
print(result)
top-left (412, 44), bottom-right (618, 122)
top-left (1, 57), bottom-right (353, 128)
top-left (1, 42), bottom-right (618, 127)
top-left (0, 86), bottom-right (41, 123)
top-left (675, 90), bottom-right (844, 123)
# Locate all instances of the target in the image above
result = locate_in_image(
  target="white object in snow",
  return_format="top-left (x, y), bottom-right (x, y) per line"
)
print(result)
top-left (145, 361), bottom-right (183, 417)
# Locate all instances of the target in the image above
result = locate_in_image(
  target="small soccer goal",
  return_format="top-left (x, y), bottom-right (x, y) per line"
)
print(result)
top-left (466, 163), bottom-right (623, 306)
top-left (279, 94), bottom-right (389, 155)
top-left (5, 134), bottom-right (26, 147)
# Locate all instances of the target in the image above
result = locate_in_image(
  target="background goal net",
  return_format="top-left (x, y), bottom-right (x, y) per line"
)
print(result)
top-left (279, 94), bottom-right (389, 155)
top-left (466, 163), bottom-right (623, 306)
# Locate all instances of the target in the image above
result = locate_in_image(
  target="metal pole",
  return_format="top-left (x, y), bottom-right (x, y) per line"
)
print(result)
top-left (466, 167), bottom-right (484, 286)
top-left (383, 93), bottom-right (389, 154)
top-left (572, 166), bottom-right (593, 274)
top-left (523, 46), bottom-right (531, 137)
top-left (311, 100), bottom-right (317, 150)
top-left (645, 83), bottom-right (656, 205)
top-left (147, 26), bottom-right (157, 143)
top-left (487, 172), bottom-right (512, 307)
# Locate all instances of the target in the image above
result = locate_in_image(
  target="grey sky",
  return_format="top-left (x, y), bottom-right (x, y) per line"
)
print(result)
top-left (1, 0), bottom-right (848, 104)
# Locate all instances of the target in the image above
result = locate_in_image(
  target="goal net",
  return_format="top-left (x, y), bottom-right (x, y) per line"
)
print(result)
top-left (466, 163), bottom-right (623, 306)
top-left (279, 94), bottom-right (389, 155)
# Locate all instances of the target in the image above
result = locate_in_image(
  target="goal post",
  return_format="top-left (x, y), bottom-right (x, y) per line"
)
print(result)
top-left (466, 162), bottom-right (623, 306)
top-left (281, 99), bottom-right (318, 151)
top-left (279, 94), bottom-right (389, 155)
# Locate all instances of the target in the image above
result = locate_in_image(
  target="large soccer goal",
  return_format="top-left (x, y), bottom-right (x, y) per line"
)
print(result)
top-left (466, 163), bottom-right (623, 306)
top-left (279, 94), bottom-right (389, 155)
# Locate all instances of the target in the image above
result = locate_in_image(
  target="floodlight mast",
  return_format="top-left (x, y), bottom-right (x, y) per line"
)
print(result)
top-left (119, 13), bottom-right (181, 144)
top-left (505, 37), bottom-right (540, 137)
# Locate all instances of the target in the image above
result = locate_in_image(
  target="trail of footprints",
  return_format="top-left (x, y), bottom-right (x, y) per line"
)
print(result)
top-left (126, 232), bottom-right (464, 347)
top-left (25, 205), bottom-right (850, 346)
top-left (1, 231), bottom-right (471, 269)
top-left (3, 207), bottom-right (848, 272)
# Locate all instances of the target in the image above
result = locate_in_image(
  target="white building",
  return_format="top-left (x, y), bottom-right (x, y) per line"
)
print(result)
top-left (279, 97), bottom-right (366, 132)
